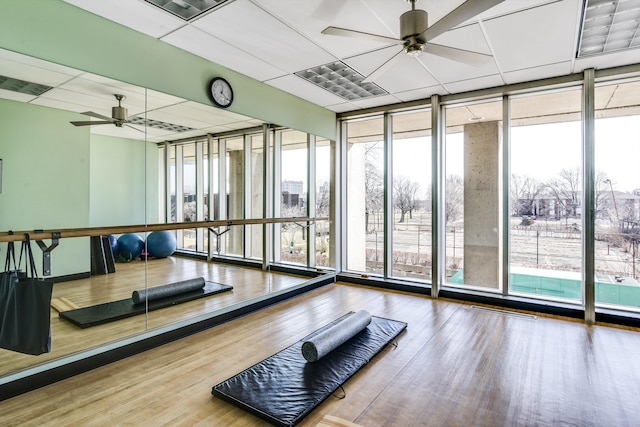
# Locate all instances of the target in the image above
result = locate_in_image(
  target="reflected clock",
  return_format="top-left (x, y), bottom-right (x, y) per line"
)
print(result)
top-left (209, 77), bottom-right (234, 108)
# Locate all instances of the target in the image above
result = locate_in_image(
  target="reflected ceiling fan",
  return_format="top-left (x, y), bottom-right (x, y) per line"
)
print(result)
top-left (70, 94), bottom-right (139, 130)
top-left (321, 0), bottom-right (504, 82)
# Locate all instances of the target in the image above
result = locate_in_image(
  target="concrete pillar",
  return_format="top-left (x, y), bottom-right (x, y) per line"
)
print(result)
top-left (228, 149), bottom-right (244, 255)
top-left (250, 151), bottom-right (263, 258)
top-left (463, 121), bottom-right (501, 288)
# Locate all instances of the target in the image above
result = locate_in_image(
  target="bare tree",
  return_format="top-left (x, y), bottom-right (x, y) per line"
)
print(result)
top-left (394, 176), bottom-right (421, 223)
top-left (511, 174), bottom-right (543, 216)
top-left (445, 174), bottom-right (464, 223)
top-left (546, 167), bottom-right (581, 225)
top-left (595, 170), bottom-right (612, 220)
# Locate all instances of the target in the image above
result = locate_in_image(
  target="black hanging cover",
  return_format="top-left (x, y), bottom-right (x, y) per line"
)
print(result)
top-left (0, 236), bottom-right (54, 355)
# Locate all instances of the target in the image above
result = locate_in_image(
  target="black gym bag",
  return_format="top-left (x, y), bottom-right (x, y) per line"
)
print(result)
top-left (0, 235), bottom-right (54, 355)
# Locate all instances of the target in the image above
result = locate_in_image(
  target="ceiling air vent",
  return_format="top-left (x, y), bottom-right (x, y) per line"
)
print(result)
top-left (128, 116), bottom-right (196, 133)
top-left (0, 75), bottom-right (52, 96)
top-left (578, 0), bottom-right (640, 57)
top-left (144, 0), bottom-right (232, 21)
top-left (295, 61), bottom-right (388, 101)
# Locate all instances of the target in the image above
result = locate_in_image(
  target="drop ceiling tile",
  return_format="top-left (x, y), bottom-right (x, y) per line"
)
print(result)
top-left (503, 62), bottom-right (573, 85)
top-left (161, 26), bottom-right (286, 81)
top-left (325, 101), bottom-right (359, 113)
top-left (0, 49), bottom-right (83, 77)
top-left (0, 88), bottom-right (37, 103)
top-left (253, 0), bottom-right (404, 59)
top-left (62, 0), bottom-right (185, 38)
top-left (574, 47), bottom-right (640, 72)
top-left (266, 74), bottom-right (348, 107)
top-left (483, 0), bottom-right (582, 72)
top-left (0, 57), bottom-right (75, 88)
top-left (444, 74), bottom-right (505, 94)
top-left (392, 85), bottom-right (443, 103)
top-left (191, 1), bottom-right (336, 73)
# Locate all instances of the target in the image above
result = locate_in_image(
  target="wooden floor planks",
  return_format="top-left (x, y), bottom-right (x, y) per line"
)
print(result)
top-left (2, 269), bottom-right (640, 426)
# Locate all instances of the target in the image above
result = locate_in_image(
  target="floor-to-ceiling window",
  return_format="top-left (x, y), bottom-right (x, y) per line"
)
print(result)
top-left (316, 137), bottom-right (332, 267)
top-left (595, 77), bottom-right (640, 311)
top-left (224, 136), bottom-right (244, 257)
top-left (509, 88), bottom-right (583, 302)
top-left (247, 133), bottom-right (264, 259)
top-left (279, 129), bottom-right (308, 265)
top-left (444, 99), bottom-right (503, 291)
top-left (391, 109), bottom-right (431, 282)
top-left (346, 117), bottom-right (384, 275)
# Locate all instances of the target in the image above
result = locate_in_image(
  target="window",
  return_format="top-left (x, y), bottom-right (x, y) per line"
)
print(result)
top-left (391, 110), bottom-right (431, 282)
top-left (445, 99), bottom-right (503, 291)
top-left (510, 88), bottom-right (583, 302)
top-left (594, 78), bottom-right (640, 311)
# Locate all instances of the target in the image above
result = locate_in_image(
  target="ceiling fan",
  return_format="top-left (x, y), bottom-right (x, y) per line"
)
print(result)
top-left (70, 94), bottom-right (135, 128)
top-left (321, 0), bottom-right (504, 82)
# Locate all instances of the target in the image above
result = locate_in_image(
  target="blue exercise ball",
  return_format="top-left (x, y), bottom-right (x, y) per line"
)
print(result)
top-left (106, 234), bottom-right (119, 257)
top-left (117, 233), bottom-right (144, 262)
top-left (146, 231), bottom-right (177, 258)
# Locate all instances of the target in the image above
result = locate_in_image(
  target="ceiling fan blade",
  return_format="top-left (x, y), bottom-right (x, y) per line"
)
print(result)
top-left (422, 43), bottom-right (493, 66)
top-left (80, 111), bottom-right (115, 121)
top-left (70, 120), bottom-right (115, 127)
top-left (362, 47), bottom-right (405, 83)
top-left (125, 124), bottom-right (145, 133)
top-left (423, 0), bottom-right (505, 41)
top-left (322, 26), bottom-right (402, 45)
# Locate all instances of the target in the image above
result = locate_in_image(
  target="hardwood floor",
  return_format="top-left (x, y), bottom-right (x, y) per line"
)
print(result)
top-left (3, 281), bottom-right (640, 426)
top-left (0, 257), bottom-right (308, 376)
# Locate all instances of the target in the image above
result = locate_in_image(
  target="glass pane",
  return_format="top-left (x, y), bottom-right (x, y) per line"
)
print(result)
top-left (346, 117), bottom-right (384, 274)
top-left (182, 143), bottom-right (196, 250)
top-left (316, 137), bottom-right (332, 267)
top-left (280, 130), bottom-right (308, 265)
top-left (225, 136), bottom-right (244, 256)
top-left (248, 133), bottom-right (264, 259)
top-left (510, 88), bottom-right (583, 302)
top-left (595, 79), bottom-right (640, 310)
top-left (445, 100), bottom-right (503, 290)
top-left (391, 109), bottom-right (431, 282)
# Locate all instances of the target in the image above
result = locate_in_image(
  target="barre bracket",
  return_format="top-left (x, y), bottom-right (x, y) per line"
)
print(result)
top-left (35, 231), bottom-right (60, 276)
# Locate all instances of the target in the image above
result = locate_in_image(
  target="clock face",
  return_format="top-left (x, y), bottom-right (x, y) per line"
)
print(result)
top-left (209, 77), bottom-right (233, 108)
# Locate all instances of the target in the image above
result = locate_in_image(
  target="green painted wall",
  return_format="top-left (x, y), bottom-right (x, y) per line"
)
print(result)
top-left (0, 100), bottom-right (160, 277)
top-left (0, 99), bottom-right (89, 277)
top-left (89, 134), bottom-right (159, 227)
top-left (0, 0), bottom-right (337, 140)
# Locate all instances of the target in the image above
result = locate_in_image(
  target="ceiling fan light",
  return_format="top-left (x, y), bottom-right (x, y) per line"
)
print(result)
top-left (405, 43), bottom-right (425, 57)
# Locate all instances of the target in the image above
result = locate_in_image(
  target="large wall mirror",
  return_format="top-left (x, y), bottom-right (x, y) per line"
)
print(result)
top-left (0, 48), bottom-right (333, 384)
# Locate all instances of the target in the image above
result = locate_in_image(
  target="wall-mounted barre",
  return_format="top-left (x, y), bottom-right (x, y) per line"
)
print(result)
top-left (0, 217), bottom-right (329, 275)
top-left (0, 217), bottom-right (328, 243)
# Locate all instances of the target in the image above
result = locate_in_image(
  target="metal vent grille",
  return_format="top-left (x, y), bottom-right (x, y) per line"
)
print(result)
top-left (578, 0), bottom-right (640, 57)
top-left (295, 61), bottom-right (388, 101)
top-left (128, 116), bottom-right (196, 133)
top-left (144, 0), bottom-right (231, 20)
top-left (0, 75), bottom-right (52, 96)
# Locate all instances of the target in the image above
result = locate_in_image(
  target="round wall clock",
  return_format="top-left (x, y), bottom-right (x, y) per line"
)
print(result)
top-left (209, 77), bottom-right (234, 108)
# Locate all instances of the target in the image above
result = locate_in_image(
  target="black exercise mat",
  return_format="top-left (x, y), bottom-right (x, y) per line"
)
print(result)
top-left (60, 282), bottom-right (233, 328)
top-left (211, 313), bottom-right (407, 427)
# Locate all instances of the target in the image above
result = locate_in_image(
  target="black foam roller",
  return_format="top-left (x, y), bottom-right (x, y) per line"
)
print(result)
top-left (132, 277), bottom-right (206, 304)
top-left (301, 310), bottom-right (372, 362)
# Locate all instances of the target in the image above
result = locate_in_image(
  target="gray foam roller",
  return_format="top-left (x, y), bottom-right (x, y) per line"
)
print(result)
top-left (132, 277), bottom-right (205, 304)
top-left (301, 310), bottom-right (372, 362)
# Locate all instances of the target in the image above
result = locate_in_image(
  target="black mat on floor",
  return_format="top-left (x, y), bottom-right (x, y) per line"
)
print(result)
top-left (60, 282), bottom-right (233, 328)
top-left (211, 313), bottom-right (407, 427)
